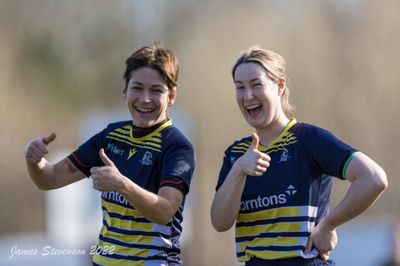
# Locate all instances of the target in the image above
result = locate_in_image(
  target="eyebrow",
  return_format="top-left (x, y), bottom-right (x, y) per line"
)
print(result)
top-left (130, 81), bottom-right (165, 89)
top-left (234, 78), bottom-right (261, 84)
top-left (131, 81), bottom-right (143, 86)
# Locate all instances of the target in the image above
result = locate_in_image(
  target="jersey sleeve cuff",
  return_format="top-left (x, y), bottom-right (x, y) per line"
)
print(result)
top-left (67, 152), bottom-right (91, 177)
top-left (340, 151), bottom-right (360, 179)
top-left (159, 177), bottom-right (189, 196)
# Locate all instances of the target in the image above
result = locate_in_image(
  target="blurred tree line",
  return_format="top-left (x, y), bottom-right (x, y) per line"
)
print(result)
top-left (1, 0), bottom-right (399, 265)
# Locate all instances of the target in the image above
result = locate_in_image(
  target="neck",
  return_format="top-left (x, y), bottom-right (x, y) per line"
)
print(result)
top-left (131, 118), bottom-right (168, 138)
top-left (256, 115), bottom-right (290, 147)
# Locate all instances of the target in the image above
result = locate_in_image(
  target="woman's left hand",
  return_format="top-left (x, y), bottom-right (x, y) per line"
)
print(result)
top-left (90, 148), bottom-right (127, 192)
top-left (304, 220), bottom-right (337, 261)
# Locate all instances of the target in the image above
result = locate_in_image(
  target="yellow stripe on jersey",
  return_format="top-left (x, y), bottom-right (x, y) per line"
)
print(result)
top-left (265, 136), bottom-right (298, 154)
top-left (100, 226), bottom-right (153, 245)
top-left (231, 147), bottom-right (248, 153)
top-left (108, 131), bottom-right (162, 148)
top-left (102, 200), bottom-right (142, 218)
top-left (230, 118), bottom-right (298, 156)
top-left (241, 250), bottom-right (298, 262)
top-left (105, 136), bottom-right (162, 152)
top-left (235, 205), bottom-right (318, 262)
top-left (237, 207), bottom-right (301, 223)
top-left (97, 239), bottom-right (150, 257)
top-left (115, 128), bottom-right (130, 134)
top-left (105, 119), bottom-right (172, 153)
top-left (104, 211), bottom-right (154, 232)
top-left (231, 140), bottom-right (250, 153)
top-left (128, 119), bottom-right (172, 142)
top-left (265, 118), bottom-right (297, 148)
top-left (236, 222), bottom-right (302, 237)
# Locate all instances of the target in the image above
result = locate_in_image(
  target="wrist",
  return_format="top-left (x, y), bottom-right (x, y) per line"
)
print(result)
top-left (119, 176), bottom-right (133, 196)
top-left (319, 217), bottom-right (337, 232)
top-left (232, 160), bottom-right (247, 180)
top-left (27, 158), bottom-right (47, 169)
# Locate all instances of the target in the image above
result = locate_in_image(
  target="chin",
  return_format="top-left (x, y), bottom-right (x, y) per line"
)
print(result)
top-left (245, 117), bottom-right (262, 127)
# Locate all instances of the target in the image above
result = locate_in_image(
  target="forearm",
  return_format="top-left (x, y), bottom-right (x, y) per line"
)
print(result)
top-left (211, 165), bottom-right (247, 232)
top-left (322, 167), bottom-right (387, 230)
top-left (119, 180), bottom-right (176, 225)
top-left (26, 158), bottom-right (56, 190)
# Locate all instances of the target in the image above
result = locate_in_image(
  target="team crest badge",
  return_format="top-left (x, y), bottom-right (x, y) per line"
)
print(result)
top-left (140, 151), bottom-right (153, 166)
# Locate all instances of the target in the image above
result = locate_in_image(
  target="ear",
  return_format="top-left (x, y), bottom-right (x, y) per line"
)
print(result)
top-left (277, 78), bottom-right (285, 96)
top-left (167, 87), bottom-right (177, 106)
top-left (123, 87), bottom-right (127, 99)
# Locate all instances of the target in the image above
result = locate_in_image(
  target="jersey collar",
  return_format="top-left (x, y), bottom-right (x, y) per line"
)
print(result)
top-left (258, 118), bottom-right (297, 152)
top-left (129, 119), bottom-right (173, 141)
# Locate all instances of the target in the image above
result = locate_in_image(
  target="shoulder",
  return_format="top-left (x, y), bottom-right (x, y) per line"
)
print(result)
top-left (98, 120), bottom-right (132, 137)
top-left (161, 126), bottom-right (194, 150)
top-left (79, 121), bottom-right (131, 143)
top-left (291, 121), bottom-right (332, 138)
top-left (225, 136), bottom-right (252, 155)
top-left (105, 120), bottom-right (132, 131)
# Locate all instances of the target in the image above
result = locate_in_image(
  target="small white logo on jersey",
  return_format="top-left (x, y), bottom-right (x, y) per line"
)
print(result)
top-left (278, 148), bottom-right (291, 163)
top-left (286, 185), bottom-right (297, 195)
top-left (140, 151), bottom-right (153, 166)
top-left (107, 143), bottom-right (124, 156)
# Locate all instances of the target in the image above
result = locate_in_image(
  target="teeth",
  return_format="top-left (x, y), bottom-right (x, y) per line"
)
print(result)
top-left (246, 104), bottom-right (261, 110)
top-left (136, 107), bottom-right (154, 113)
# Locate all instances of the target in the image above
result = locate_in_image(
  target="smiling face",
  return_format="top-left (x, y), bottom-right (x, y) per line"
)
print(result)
top-left (234, 62), bottom-right (285, 129)
top-left (124, 66), bottom-right (176, 128)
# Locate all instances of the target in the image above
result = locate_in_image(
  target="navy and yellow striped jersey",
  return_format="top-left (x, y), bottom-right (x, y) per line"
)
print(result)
top-left (216, 118), bottom-right (357, 263)
top-left (68, 119), bottom-right (195, 266)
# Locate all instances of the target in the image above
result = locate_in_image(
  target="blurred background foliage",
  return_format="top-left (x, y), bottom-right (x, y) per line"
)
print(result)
top-left (1, 0), bottom-right (399, 265)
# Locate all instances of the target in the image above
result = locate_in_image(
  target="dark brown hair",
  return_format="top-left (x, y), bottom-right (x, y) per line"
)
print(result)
top-left (123, 43), bottom-right (179, 91)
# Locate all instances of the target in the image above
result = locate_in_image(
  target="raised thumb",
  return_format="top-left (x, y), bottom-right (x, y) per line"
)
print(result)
top-left (43, 132), bottom-right (57, 145)
top-left (250, 132), bottom-right (259, 149)
top-left (99, 148), bottom-right (114, 166)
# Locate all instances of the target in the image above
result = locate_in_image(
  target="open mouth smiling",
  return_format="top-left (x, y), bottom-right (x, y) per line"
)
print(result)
top-left (245, 103), bottom-right (262, 115)
top-left (135, 107), bottom-right (155, 114)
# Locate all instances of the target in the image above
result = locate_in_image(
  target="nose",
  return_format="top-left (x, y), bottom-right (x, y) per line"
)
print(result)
top-left (140, 90), bottom-right (151, 103)
top-left (244, 86), bottom-right (254, 100)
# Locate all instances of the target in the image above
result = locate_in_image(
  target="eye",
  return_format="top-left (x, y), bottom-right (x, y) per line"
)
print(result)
top-left (235, 86), bottom-right (245, 90)
top-left (151, 88), bottom-right (165, 94)
top-left (252, 83), bottom-right (263, 88)
top-left (130, 86), bottom-right (142, 91)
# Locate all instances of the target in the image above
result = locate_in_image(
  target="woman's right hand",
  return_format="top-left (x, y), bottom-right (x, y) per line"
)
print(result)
top-left (24, 133), bottom-right (56, 164)
top-left (235, 132), bottom-right (270, 176)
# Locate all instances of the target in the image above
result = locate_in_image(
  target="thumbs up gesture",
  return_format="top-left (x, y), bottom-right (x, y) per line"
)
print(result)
top-left (24, 133), bottom-right (57, 164)
top-left (90, 149), bottom-right (125, 192)
top-left (235, 132), bottom-right (271, 177)
top-left (250, 132), bottom-right (260, 150)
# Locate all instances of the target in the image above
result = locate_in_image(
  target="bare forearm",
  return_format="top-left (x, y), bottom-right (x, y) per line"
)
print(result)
top-left (211, 166), bottom-right (247, 232)
top-left (119, 181), bottom-right (176, 225)
top-left (212, 140), bottom-right (270, 231)
top-left (27, 158), bottom-right (84, 190)
top-left (322, 168), bottom-right (387, 230)
top-left (26, 158), bottom-right (56, 190)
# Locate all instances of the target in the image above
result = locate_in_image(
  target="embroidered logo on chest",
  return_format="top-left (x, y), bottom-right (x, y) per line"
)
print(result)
top-left (140, 151), bottom-right (153, 166)
top-left (277, 148), bottom-right (291, 163)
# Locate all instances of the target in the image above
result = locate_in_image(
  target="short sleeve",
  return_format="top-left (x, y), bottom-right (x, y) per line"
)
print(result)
top-left (306, 126), bottom-right (357, 179)
top-left (68, 130), bottom-right (105, 177)
top-left (216, 148), bottom-right (233, 191)
top-left (161, 141), bottom-right (195, 196)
